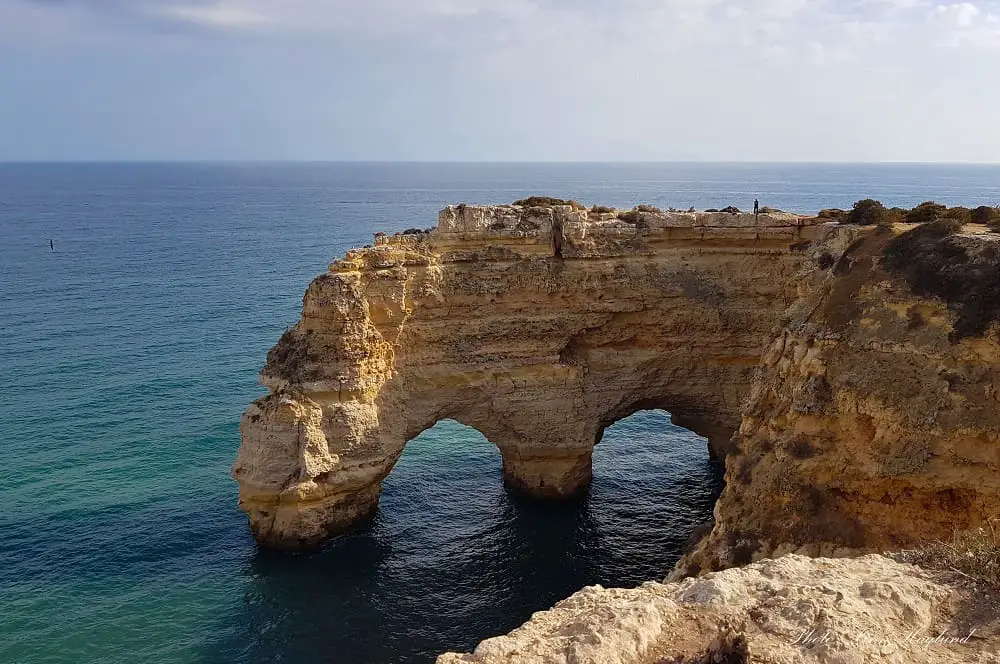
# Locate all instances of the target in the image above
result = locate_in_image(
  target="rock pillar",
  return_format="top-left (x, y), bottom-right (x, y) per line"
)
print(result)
top-left (500, 447), bottom-right (594, 499)
top-left (232, 391), bottom-right (397, 551)
top-left (238, 482), bottom-right (383, 551)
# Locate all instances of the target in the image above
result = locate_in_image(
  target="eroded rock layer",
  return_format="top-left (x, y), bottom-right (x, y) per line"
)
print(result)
top-left (233, 205), bottom-right (832, 550)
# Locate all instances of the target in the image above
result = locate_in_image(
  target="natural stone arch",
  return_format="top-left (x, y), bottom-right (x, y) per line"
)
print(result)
top-left (233, 204), bottom-right (832, 550)
top-left (593, 396), bottom-right (736, 461)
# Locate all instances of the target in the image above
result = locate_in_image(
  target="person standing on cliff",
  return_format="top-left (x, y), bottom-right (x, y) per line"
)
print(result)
top-left (754, 199), bottom-right (759, 217)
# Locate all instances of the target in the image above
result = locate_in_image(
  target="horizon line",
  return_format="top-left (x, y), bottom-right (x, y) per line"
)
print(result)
top-left (3, 159), bottom-right (1000, 166)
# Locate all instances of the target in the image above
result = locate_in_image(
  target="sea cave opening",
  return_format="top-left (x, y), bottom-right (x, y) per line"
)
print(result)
top-left (372, 412), bottom-right (724, 650)
top-left (238, 414), bottom-right (726, 664)
top-left (590, 408), bottom-right (726, 583)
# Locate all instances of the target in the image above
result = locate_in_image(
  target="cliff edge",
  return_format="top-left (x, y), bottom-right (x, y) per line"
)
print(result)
top-left (437, 554), bottom-right (1000, 664)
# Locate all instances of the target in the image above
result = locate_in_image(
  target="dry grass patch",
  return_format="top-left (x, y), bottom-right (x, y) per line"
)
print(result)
top-left (904, 519), bottom-right (1000, 587)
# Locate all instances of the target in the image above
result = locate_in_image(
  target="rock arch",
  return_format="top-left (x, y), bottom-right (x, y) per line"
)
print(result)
top-left (233, 204), bottom-right (833, 550)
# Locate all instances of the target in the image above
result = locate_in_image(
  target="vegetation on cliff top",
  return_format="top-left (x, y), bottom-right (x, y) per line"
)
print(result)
top-left (883, 219), bottom-right (1000, 340)
top-left (839, 198), bottom-right (1000, 228)
top-left (512, 196), bottom-right (585, 210)
top-left (900, 519), bottom-right (1000, 588)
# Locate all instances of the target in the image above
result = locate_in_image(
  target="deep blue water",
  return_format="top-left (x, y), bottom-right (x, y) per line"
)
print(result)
top-left (3, 162), bottom-right (1000, 664)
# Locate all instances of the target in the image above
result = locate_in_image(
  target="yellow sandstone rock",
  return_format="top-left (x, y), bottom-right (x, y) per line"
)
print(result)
top-left (232, 204), bottom-right (834, 550)
top-left (675, 229), bottom-right (1000, 577)
top-left (232, 204), bottom-right (1000, 567)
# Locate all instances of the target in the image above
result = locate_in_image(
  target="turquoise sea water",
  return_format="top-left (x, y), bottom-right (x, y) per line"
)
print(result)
top-left (3, 162), bottom-right (1000, 664)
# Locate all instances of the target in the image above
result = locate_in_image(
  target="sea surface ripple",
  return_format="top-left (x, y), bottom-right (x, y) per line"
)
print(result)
top-left (3, 162), bottom-right (1000, 663)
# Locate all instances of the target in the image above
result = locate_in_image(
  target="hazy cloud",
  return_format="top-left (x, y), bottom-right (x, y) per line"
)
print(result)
top-left (1, 0), bottom-right (999, 160)
top-left (157, 4), bottom-right (267, 27)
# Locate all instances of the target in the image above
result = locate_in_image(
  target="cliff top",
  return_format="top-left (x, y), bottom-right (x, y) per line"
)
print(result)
top-left (435, 203), bottom-right (810, 234)
top-left (357, 203), bottom-right (819, 257)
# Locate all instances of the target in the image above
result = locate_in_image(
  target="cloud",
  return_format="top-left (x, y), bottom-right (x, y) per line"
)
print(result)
top-left (156, 4), bottom-right (267, 27)
top-left (929, 1), bottom-right (1000, 48)
top-left (934, 1), bottom-right (981, 26)
top-left (2, 0), bottom-right (543, 35)
top-left (3, 0), bottom-right (1000, 161)
top-left (0, 0), bottom-right (877, 36)
top-left (6, 0), bottom-right (1000, 58)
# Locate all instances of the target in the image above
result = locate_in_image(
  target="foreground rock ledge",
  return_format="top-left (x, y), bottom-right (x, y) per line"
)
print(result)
top-left (232, 204), bottom-right (832, 550)
top-left (437, 554), bottom-right (1000, 664)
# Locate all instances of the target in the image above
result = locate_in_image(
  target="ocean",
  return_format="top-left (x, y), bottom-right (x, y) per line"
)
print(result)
top-left (3, 162), bottom-right (1000, 664)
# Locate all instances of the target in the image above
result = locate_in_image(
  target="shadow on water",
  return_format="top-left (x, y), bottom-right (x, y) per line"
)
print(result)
top-left (205, 497), bottom-right (603, 664)
top-left (202, 413), bottom-right (724, 664)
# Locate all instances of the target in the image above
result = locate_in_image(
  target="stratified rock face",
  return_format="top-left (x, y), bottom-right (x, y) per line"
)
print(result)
top-left (437, 554), bottom-right (996, 664)
top-left (676, 229), bottom-right (1000, 576)
top-left (233, 205), bottom-right (831, 550)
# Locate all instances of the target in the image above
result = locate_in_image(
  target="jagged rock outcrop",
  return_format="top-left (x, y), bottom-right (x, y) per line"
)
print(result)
top-left (674, 227), bottom-right (1000, 576)
top-left (437, 554), bottom-right (999, 664)
top-left (232, 204), bottom-right (832, 550)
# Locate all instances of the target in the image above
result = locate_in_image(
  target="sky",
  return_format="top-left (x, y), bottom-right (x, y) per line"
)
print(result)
top-left (1, 0), bottom-right (999, 161)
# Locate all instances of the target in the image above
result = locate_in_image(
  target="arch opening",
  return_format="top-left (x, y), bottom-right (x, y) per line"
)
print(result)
top-left (373, 409), bottom-right (725, 582)
top-left (591, 408), bottom-right (726, 579)
top-left (379, 418), bottom-right (505, 531)
top-left (596, 397), bottom-right (740, 462)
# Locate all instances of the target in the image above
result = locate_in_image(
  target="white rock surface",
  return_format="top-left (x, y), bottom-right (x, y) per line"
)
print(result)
top-left (438, 555), bottom-right (1000, 664)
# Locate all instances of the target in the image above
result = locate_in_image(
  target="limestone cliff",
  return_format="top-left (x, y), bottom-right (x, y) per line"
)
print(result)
top-left (674, 225), bottom-right (1000, 577)
top-left (232, 204), bottom-right (831, 550)
top-left (437, 554), bottom-right (1000, 664)
top-left (233, 203), bottom-right (1000, 567)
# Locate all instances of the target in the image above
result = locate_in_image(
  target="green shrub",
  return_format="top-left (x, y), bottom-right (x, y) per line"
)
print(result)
top-left (618, 210), bottom-right (640, 223)
top-left (513, 196), bottom-right (576, 208)
top-left (905, 201), bottom-right (947, 225)
top-left (886, 207), bottom-right (908, 224)
top-left (402, 227), bottom-right (424, 235)
top-left (844, 199), bottom-right (887, 226)
top-left (972, 206), bottom-right (999, 225)
top-left (636, 204), bottom-right (662, 214)
top-left (944, 207), bottom-right (973, 225)
top-left (818, 208), bottom-right (846, 220)
top-left (590, 205), bottom-right (615, 214)
top-left (514, 196), bottom-right (558, 207)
